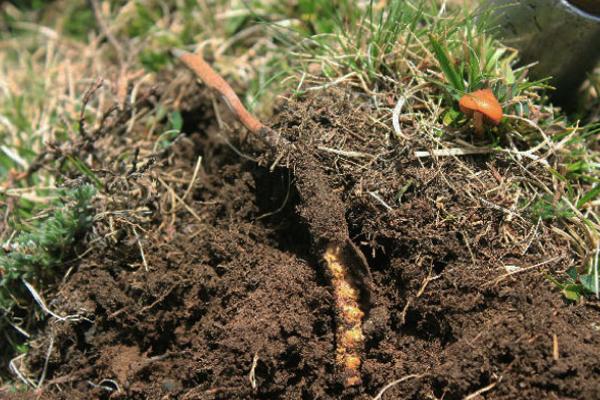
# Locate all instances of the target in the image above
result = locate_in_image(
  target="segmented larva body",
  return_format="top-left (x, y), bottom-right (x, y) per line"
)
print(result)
top-left (323, 245), bottom-right (365, 387)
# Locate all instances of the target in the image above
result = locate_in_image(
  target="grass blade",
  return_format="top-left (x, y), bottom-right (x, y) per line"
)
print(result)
top-left (429, 34), bottom-right (464, 92)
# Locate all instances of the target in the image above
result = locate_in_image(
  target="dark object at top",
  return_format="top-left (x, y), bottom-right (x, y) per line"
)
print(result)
top-left (568, 0), bottom-right (600, 16)
top-left (480, 0), bottom-right (600, 108)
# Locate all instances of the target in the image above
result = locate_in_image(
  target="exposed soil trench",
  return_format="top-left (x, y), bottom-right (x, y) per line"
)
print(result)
top-left (17, 84), bottom-right (600, 400)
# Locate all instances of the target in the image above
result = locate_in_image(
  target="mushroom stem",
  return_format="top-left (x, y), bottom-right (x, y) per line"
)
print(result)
top-left (473, 111), bottom-right (484, 136)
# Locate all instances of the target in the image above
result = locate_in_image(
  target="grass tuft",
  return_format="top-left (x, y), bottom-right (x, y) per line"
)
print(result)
top-left (0, 184), bottom-right (95, 365)
top-left (0, 185), bottom-right (95, 309)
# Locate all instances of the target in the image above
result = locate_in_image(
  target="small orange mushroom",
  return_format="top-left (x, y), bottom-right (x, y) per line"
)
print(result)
top-left (459, 88), bottom-right (503, 135)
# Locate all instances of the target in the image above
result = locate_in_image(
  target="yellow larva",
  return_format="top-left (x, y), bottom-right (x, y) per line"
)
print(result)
top-left (323, 245), bottom-right (365, 387)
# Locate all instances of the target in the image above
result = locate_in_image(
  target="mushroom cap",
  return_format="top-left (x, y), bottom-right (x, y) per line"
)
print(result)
top-left (459, 88), bottom-right (503, 125)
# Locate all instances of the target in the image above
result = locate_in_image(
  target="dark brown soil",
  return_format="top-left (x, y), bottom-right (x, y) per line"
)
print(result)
top-left (16, 84), bottom-right (600, 400)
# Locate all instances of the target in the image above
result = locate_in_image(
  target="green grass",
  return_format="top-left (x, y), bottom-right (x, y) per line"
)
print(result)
top-left (0, 185), bottom-right (95, 369)
top-left (0, 2), bottom-right (102, 373)
top-left (547, 249), bottom-right (599, 301)
top-left (0, 185), bottom-right (95, 310)
top-left (272, 1), bottom-right (551, 128)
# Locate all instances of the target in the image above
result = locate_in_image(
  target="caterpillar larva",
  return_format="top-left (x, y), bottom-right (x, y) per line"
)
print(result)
top-left (323, 245), bottom-right (365, 387)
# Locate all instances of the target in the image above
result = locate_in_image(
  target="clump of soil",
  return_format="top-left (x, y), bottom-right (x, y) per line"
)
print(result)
top-left (16, 81), bottom-right (600, 400)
